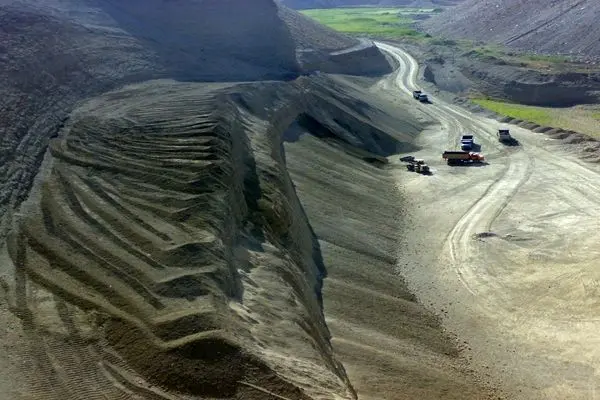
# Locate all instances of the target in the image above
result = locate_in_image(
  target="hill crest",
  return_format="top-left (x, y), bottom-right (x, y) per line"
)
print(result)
top-left (422, 0), bottom-right (600, 59)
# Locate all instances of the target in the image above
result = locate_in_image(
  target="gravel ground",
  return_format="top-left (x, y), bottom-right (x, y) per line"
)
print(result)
top-left (376, 41), bottom-right (600, 400)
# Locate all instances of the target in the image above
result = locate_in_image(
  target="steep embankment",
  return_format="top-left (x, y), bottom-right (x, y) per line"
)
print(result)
top-left (423, 0), bottom-right (600, 60)
top-left (284, 75), bottom-right (500, 400)
top-left (0, 0), bottom-right (391, 243)
top-left (418, 46), bottom-right (600, 106)
top-left (6, 78), bottom-right (356, 400)
top-left (4, 71), bottom-right (498, 399)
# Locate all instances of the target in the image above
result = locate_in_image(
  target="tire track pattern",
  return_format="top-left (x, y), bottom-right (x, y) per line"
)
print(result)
top-left (376, 42), bottom-right (535, 296)
top-left (378, 41), bottom-right (600, 322)
top-left (6, 81), bottom-right (356, 400)
top-left (445, 151), bottom-right (534, 296)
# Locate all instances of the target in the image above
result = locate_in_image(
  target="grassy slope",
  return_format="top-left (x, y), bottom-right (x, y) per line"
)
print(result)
top-left (473, 99), bottom-right (554, 125)
top-left (300, 8), bottom-right (438, 38)
top-left (473, 98), bottom-right (600, 138)
top-left (464, 43), bottom-right (580, 71)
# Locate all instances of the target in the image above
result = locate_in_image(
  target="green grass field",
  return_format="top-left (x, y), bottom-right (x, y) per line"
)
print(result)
top-left (300, 8), bottom-right (438, 38)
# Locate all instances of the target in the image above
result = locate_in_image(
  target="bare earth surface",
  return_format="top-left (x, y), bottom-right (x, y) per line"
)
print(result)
top-left (284, 75), bottom-right (501, 400)
top-left (3, 1), bottom-right (600, 396)
top-left (0, 71), bottom-right (498, 399)
top-left (376, 42), bottom-right (600, 400)
top-left (423, 0), bottom-right (600, 60)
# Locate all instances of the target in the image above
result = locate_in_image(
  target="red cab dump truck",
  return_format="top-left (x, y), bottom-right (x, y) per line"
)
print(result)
top-left (442, 151), bottom-right (485, 165)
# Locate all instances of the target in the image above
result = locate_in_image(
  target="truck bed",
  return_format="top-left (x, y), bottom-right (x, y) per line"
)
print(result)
top-left (443, 151), bottom-right (471, 157)
top-left (442, 150), bottom-right (484, 162)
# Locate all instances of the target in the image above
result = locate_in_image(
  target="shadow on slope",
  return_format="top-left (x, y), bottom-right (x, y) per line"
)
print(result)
top-left (99, 0), bottom-right (302, 81)
top-left (283, 77), bottom-right (503, 398)
top-left (0, 3), bottom-right (158, 242)
top-left (0, 0), bottom-right (395, 247)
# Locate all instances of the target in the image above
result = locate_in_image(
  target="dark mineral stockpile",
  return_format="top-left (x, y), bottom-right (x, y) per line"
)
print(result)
top-left (0, 0), bottom-right (392, 244)
top-left (0, 1), bottom-right (496, 399)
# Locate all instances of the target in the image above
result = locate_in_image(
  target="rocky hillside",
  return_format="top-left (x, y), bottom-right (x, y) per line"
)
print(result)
top-left (423, 0), bottom-right (600, 59)
top-left (410, 42), bottom-right (600, 106)
top-left (280, 0), bottom-right (463, 9)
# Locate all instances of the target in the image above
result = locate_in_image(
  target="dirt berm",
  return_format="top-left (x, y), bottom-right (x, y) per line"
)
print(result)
top-left (0, 0), bottom-right (391, 245)
top-left (2, 73), bottom-right (498, 399)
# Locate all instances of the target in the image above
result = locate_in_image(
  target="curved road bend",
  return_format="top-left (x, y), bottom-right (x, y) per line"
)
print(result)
top-left (376, 41), bottom-right (600, 399)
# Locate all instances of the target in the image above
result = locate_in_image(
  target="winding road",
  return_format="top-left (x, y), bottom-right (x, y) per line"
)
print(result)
top-left (376, 41), bottom-right (600, 399)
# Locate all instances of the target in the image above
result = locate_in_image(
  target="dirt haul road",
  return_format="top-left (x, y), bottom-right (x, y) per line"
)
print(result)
top-left (375, 41), bottom-right (600, 400)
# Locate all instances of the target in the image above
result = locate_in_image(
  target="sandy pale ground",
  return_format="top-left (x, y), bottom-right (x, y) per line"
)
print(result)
top-left (376, 41), bottom-right (600, 400)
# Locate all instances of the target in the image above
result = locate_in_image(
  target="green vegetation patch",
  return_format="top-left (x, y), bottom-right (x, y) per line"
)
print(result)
top-left (523, 53), bottom-right (569, 63)
top-left (474, 99), bottom-right (600, 138)
top-left (454, 40), bottom-right (572, 69)
top-left (300, 8), bottom-right (434, 38)
top-left (472, 98), bottom-right (554, 125)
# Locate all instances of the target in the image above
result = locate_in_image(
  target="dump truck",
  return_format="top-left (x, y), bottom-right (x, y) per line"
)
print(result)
top-left (442, 151), bottom-right (485, 165)
top-left (460, 135), bottom-right (474, 151)
top-left (497, 129), bottom-right (512, 143)
top-left (412, 90), bottom-right (429, 103)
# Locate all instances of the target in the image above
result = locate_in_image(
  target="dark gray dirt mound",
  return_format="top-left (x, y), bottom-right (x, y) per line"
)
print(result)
top-left (7, 79), bottom-right (360, 399)
top-left (0, 0), bottom-right (393, 243)
top-left (4, 72), bottom-right (422, 400)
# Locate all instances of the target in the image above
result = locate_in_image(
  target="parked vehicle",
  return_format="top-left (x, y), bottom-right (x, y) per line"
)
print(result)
top-left (442, 151), bottom-right (485, 165)
top-left (497, 129), bottom-right (513, 143)
top-left (412, 90), bottom-right (429, 103)
top-left (460, 135), bottom-right (474, 151)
